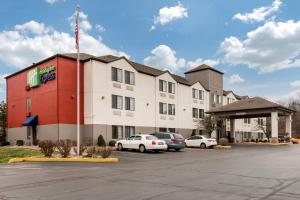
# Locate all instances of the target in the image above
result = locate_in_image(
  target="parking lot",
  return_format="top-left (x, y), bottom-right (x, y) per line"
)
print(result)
top-left (1, 144), bottom-right (300, 200)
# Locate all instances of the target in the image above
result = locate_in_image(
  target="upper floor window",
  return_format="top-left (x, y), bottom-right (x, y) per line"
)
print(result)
top-left (192, 108), bottom-right (198, 118)
top-left (125, 71), bottom-right (135, 85)
top-left (112, 95), bottom-right (123, 109)
top-left (192, 89), bottom-right (198, 99)
top-left (125, 97), bottom-right (135, 111)
top-left (159, 102), bottom-right (167, 114)
top-left (244, 118), bottom-right (251, 124)
top-left (111, 67), bottom-right (122, 82)
top-left (257, 118), bottom-right (264, 126)
top-left (168, 104), bottom-right (175, 115)
top-left (199, 90), bottom-right (204, 100)
top-left (159, 80), bottom-right (167, 92)
top-left (168, 82), bottom-right (175, 94)
top-left (216, 95), bottom-right (221, 104)
top-left (199, 109), bottom-right (204, 119)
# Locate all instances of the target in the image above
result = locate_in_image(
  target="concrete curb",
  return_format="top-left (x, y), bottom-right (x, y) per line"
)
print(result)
top-left (213, 145), bottom-right (232, 149)
top-left (8, 157), bottom-right (119, 163)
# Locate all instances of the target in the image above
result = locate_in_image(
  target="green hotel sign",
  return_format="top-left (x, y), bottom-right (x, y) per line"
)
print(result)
top-left (27, 65), bottom-right (56, 88)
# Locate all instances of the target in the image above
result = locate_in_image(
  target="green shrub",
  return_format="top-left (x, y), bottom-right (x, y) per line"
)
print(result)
top-left (97, 135), bottom-right (106, 147)
top-left (0, 141), bottom-right (9, 146)
top-left (219, 138), bottom-right (229, 146)
top-left (108, 140), bottom-right (116, 147)
top-left (285, 137), bottom-right (291, 143)
top-left (251, 139), bottom-right (255, 142)
top-left (38, 140), bottom-right (55, 157)
top-left (16, 140), bottom-right (24, 146)
top-left (55, 139), bottom-right (74, 158)
top-left (255, 139), bottom-right (259, 143)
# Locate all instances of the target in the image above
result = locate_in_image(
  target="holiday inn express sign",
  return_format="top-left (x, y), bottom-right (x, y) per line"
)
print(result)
top-left (27, 65), bottom-right (56, 88)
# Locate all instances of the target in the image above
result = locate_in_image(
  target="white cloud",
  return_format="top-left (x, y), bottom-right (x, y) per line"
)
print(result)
top-left (0, 11), bottom-right (128, 69)
top-left (144, 44), bottom-right (219, 74)
top-left (0, 74), bottom-right (8, 93)
top-left (95, 24), bottom-right (105, 33)
top-left (45, 0), bottom-right (61, 5)
top-left (143, 45), bottom-right (186, 72)
top-left (151, 2), bottom-right (188, 30)
top-left (272, 89), bottom-right (300, 103)
top-left (187, 58), bottom-right (219, 69)
top-left (228, 74), bottom-right (245, 84)
top-left (220, 20), bottom-right (300, 73)
top-left (291, 80), bottom-right (300, 87)
top-left (233, 0), bottom-right (282, 23)
top-left (68, 11), bottom-right (92, 33)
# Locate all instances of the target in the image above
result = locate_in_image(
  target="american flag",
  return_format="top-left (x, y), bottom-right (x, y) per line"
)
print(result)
top-left (75, 7), bottom-right (79, 50)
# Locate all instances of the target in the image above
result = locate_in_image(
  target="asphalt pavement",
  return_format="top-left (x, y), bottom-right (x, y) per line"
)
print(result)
top-left (1, 144), bottom-right (300, 200)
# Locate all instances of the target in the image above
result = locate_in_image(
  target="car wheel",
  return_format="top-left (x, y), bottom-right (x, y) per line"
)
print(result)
top-left (200, 143), bottom-right (206, 149)
top-left (154, 150), bottom-right (159, 153)
top-left (117, 143), bottom-right (123, 151)
top-left (175, 148), bottom-right (180, 152)
top-left (139, 145), bottom-right (146, 153)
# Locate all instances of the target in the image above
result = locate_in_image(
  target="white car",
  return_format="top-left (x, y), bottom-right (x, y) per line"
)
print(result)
top-left (116, 134), bottom-right (168, 153)
top-left (185, 135), bottom-right (217, 149)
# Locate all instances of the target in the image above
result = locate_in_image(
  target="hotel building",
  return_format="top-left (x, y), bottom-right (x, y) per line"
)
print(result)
top-left (6, 53), bottom-right (265, 145)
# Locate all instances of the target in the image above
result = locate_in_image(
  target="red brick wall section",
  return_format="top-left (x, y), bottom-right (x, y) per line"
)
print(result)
top-left (6, 56), bottom-right (84, 128)
top-left (57, 57), bottom-right (84, 124)
top-left (6, 58), bottom-right (58, 128)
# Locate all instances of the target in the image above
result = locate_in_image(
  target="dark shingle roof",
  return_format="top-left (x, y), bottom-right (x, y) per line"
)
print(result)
top-left (207, 97), bottom-right (294, 113)
top-left (185, 64), bottom-right (224, 75)
top-left (61, 53), bottom-right (94, 61)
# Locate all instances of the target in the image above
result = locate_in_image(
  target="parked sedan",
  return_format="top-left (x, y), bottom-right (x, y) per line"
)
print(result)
top-left (151, 132), bottom-right (185, 151)
top-left (116, 134), bottom-right (168, 153)
top-left (185, 135), bottom-right (217, 149)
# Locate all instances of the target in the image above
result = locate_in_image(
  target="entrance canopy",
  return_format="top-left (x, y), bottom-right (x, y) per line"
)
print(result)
top-left (206, 97), bottom-right (294, 142)
top-left (206, 97), bottom-right (294, 119)
top-left (22, 115), bottom-right (38, 126)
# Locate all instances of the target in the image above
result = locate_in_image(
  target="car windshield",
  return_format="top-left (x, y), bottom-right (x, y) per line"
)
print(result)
top-left (173, 133), bottom-right (184, 139)
top-left (146, 136), bottom-right (158, 140)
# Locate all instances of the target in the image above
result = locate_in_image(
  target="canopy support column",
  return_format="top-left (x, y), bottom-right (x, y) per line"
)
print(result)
top-left (271, 111), bottom-right (278, 143)
top-left (286, 114), bottom-right (292, 138)
top-left (230, 118), bottom-right (235, 143)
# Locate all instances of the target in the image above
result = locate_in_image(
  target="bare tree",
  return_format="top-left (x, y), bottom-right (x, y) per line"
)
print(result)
top-left (254, 118), bottom-right (271, 142)
top-left (202, 115), bottom-right (224, 138)
top-left (0, 101), bottom-right (7, 145)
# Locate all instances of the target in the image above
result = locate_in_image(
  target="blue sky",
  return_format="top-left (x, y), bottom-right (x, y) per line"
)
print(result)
top-left (1, 0), bottom-right (300, 103)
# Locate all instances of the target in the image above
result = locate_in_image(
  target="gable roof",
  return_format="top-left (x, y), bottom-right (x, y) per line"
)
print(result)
top-left (207, 97), bottom-right (294, 113)
top-left (184, 64), bottom-right (224, 75)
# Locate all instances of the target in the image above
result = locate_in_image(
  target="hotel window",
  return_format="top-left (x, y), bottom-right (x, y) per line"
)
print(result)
top-left (192, 89), bottom-right (198, 99)
top-left (159, 127), bottom-right (167, 132)
top-left (125, 71), bottom-right (135, 85)
top-left (112, 95), bottom-right (123, 109)
top-left (244, 118), bottom-right (251, 124)
top-left (111, 67), bottom-right (122, 82)
top-left (168, 104), bottom-right (175, 115)
top-left (257, 118), bottom-right (264, 126)
top-left (168, 128), bottom-right (176, 133)
top-left (168, 82), bottom-right (175, 94)
top-left (192, 108), bottom-right (198, 118)
top-left (26, 97), bottom-right (31, 114)
top-left (159, 102), bottom-right (167, 114)
top-left (159, 80), bottom-right (167, 92)
top-left (199, 109), bottom-right (204, 119)
top-left (125, 126), bottom-right (135, 138)
top-left (211, 93), bottom-right (216, 103)
top-left (112, 125), bottom-right (123, 139)
top-left (199, 90), bottom-right (204, 100)
top-left (216, 95), bottom-right (221, 104)
top-left (125, 97), bottom-right (135, 111)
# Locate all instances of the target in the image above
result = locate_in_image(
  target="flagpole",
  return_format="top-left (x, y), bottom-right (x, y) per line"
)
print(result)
top-left (76, 6), bottom-right (80, 157)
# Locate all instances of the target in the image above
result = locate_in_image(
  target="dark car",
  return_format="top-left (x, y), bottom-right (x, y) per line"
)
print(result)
top-left (151, 132), bottom-right (185, 151)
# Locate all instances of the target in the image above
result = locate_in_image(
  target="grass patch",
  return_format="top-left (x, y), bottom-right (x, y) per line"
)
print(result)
top-left (0, 147), bottom-right (42, 163)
